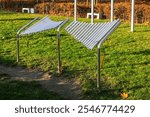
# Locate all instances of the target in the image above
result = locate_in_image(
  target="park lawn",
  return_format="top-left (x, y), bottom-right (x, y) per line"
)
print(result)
top-left (0, 74), bottom-right (63, 100)
top-left (0, 11), bottom-right (150, 99)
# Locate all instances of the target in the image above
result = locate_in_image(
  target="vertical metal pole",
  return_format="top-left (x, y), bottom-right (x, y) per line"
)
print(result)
top-left (97, 47), bottom-right (100, 89)
top-left (46, 6), bottom-right (48, 14)
top-left (16, 34), bottom-right (19, 63)
top-left (57, 31), bottom-right (62, 76)
top-left (131, 0), bottom-right (135, 32)
top-left (43, 0), bottom-right (45, 14)
top-left (91, 0), bottom-right (94, 24)
top-left (111, 0), bottom-right (114, 22)
top-left (74, 0), bottom-right (77, 21)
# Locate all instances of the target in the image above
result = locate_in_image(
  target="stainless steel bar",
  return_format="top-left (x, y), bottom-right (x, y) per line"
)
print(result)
top-left (57, 19), bottom-right (69, 32)
top-left (57, 31), bottom-right (62, 76)
top-left (67, 22), bottom-right (83, 35)
top-left (17, 17), bottom-right (39, 35)
top-left (111, 0), bottom-right (114, 22)
top-left (91, 0), bottom-right (94, 24)
top-left (97, 47), bottom-right (100, 89)
top-left (131, 0), bottom-right (135, 32)
top-left (74, 0), bottom-right (77, 21)
top-left (73, 23), bottom-right (89, 38)
top-left (84, 22), bottom-right (109, 48)
top-left (71, 22), bottom-right (87, 36)
top-left (94, 21), bottom-right (116, 42)
top-left (96, 19), bottom-right (120, 46)
top-left (16, 34), bottom-right (19, 63)
top-left (93, 20), bottom-right (118, 46)
top-left (77, 23), bottom-right (98, 42)
top-left (20, 16), bottom-right (48, 34)
top-left (57, 19), bottom-right (69, 76)
top-left (98, 20), bottom-right (121, 48)
top-left (65, 21), bottom-right (77, 32)
top-left (82, 23), bottom-right (105, 46)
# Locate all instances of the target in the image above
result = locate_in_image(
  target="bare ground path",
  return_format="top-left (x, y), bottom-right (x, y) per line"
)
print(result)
top-left (0, 65), bottom-right (82, 99)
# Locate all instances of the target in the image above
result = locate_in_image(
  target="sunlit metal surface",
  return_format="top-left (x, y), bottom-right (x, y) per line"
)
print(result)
top-left (65, 19), bottom-right (121, 49)
top-left (20, 16), bottom-right (64, 35)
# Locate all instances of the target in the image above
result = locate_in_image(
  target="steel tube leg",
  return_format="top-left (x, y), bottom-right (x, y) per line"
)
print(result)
top-left (74, 0), bottom-right (77, 21)
top-left (97, 47), bottom-right (100, 89)
top-left (16, 35), bottom-right (19, 63)
top-left (111, 0), bottom-right (114, 22)
top-left (57, 31), bottom-right (62, 76)
top-left (91, 0), bottom-right (94, 24)
top-left (131, 0), bottom-right (135, 32)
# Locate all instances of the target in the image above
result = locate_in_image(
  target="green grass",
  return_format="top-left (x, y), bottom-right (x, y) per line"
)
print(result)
top-left (0, 11), bottom-right (150, 99)
top-left (0, 74), bottom-right (63, 100)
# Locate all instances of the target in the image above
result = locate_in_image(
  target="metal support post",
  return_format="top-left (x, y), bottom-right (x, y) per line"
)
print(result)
top-left (74, 0), bottom-right (77, 21)
top-left (131, 0), bottom-right (135, 32)
top-left (57, 31), bottom-right (62, 76)
top-left (91, 0), bottom-right (94, 24)
top-left (16, 34), bottom-right (19, 63)
top-left (16, 17), bottom-right (39, 62)
top-left (97, 47), bottom-right (100, 89)
top-left (111, 0), bottom-right (114, 22)
top-left (57, 19), bottom-right (69, 77)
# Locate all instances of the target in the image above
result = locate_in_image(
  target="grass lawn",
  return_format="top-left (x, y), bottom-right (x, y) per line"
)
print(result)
top-left (0, 74), bottom-right (63, 100)
top-left (0, 11), bottom-right (150, 99)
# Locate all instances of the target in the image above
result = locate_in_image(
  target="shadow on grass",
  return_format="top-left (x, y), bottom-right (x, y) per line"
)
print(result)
top-left (0, 12), bottom-right (14, 15)
top-left (135, 30), bottom-right (150, 32)
top-left (132, 49), bottom-right (150, 55)
top-left (43, 33), bottom-right (68, 38)
top-left (83, 88), bottom-right (120, 100)
top-left (119, 25), bottom-right (130, 29)
top-left (81, 75), bottom-right (121, 100)
top-left (61, 66), bottom-right (120, 100)
top-left (110, 49), bottom-right (150, 56)
top-left (0, 18), bottom-right (36, 21)
top-left (135, 29), bottom-right (150, 33)
top-left (0, 74), bottom-right (63, 100)
top-left (0, 56), bottom-right (17, 66)
top-left (61, 66), bottom-right (95, 78)
top-left (104, 49), bottom-right (150, 69)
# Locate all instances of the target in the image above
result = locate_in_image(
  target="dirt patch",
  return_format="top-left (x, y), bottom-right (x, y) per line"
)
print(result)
top-left (0, 65), bottom-right (82, 99)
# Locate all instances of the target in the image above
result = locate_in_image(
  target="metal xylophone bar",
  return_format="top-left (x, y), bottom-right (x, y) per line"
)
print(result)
top-left (65, 19), bottom-right (121, 89)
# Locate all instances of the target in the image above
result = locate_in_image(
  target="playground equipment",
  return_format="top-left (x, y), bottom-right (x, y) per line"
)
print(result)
top-left (17, 0), bottom-right (121, 89)
top-left (65, 0), bottom-right (121, 89)
top-left (16, 16), bottom-right (69, 75)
